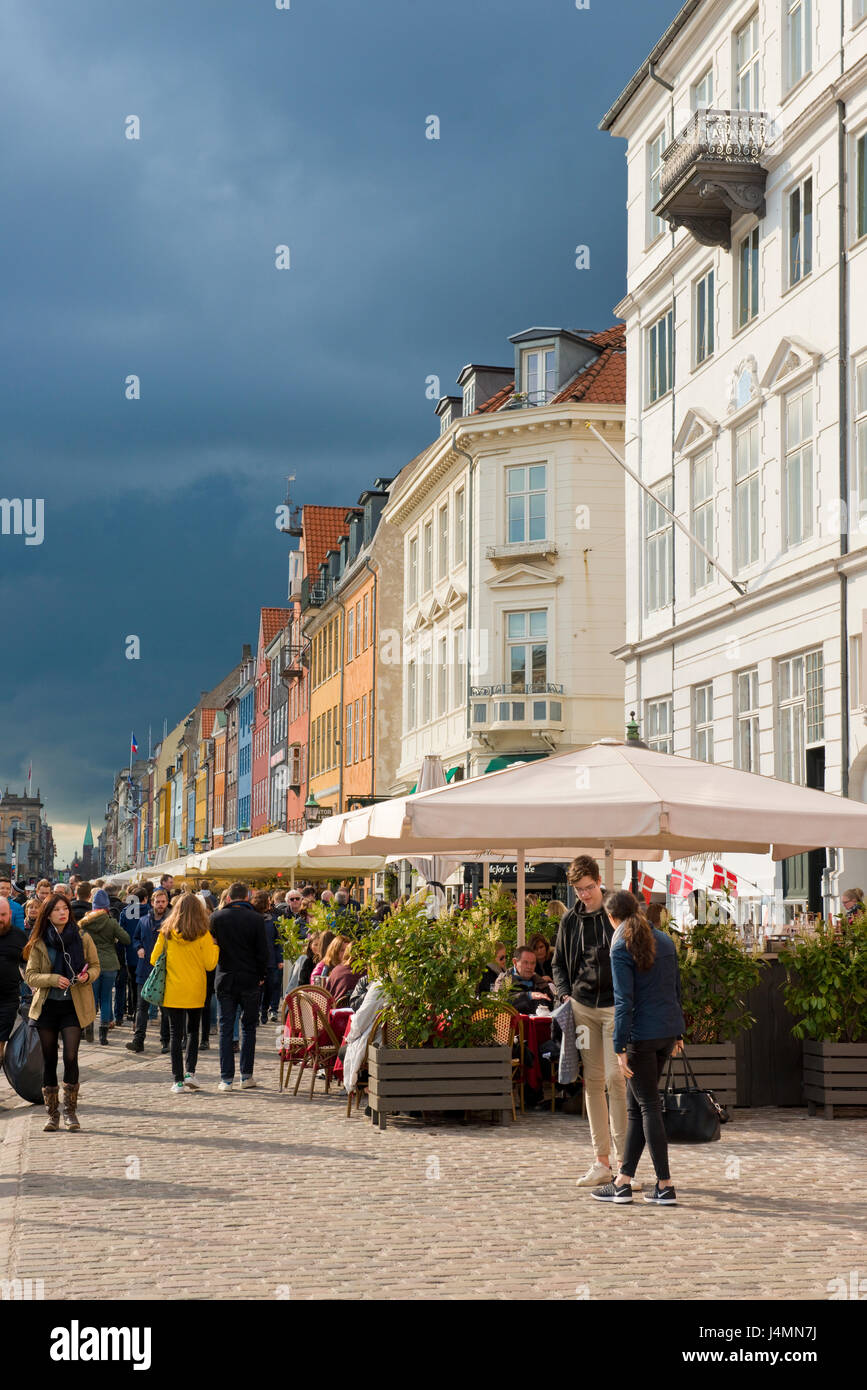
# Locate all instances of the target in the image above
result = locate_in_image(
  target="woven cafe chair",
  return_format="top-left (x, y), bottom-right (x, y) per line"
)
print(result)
top-left (471, 1002), bottom-right (523, 1122)
top-left (292, 991), bottom-right (342, 1099)
top-left (345, 1008), bottom-right (403, 1118)
top-left (277, 990), bottom-right (310, 1093)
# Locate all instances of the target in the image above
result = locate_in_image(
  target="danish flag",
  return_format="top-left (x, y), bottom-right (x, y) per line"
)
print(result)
top-left (637, 872), bottom-right (655, 905)
top-left (711, 863), bottom-right (738, 897)
top-left (668, 869), bottom-right (695, 898)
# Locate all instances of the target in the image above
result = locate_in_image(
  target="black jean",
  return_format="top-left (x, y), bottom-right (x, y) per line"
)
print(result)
top-left (259, 967), bottom-right (282, 1022)
top-left (36, 999), bottom-right (81, 1087)
top-left (132, 994), bottom-right (170, 1047)
top-left (126, 966), bottom-right (139, 1017)
top-left (619, 1036), bottom-right (676, 1184)
top-left (201, 970), bottom-right (215, 1042)
top-left (217, 985), bottom-right (259, 1082)
top-left (165, 1007), bottom-right (201, 1084)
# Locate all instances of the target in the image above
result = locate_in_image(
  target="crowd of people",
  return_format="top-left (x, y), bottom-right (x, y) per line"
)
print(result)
top-left (0, 871), bottom-right (375, 1128)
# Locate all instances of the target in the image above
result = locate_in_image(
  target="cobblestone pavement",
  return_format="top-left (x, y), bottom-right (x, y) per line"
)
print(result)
top-left (2, 1026), bottom-right (865, 1301)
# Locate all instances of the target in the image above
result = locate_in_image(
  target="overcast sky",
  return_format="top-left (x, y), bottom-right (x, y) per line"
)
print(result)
top-left (0, 0), bottom-right (670, 864)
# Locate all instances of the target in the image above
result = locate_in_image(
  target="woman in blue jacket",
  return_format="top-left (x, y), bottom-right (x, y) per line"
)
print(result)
top-left (590, 890), bottom-right (685, 1208)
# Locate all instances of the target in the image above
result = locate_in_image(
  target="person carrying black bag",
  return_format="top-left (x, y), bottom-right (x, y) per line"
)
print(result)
top-left (590, 890), bottom-right (685, 1208)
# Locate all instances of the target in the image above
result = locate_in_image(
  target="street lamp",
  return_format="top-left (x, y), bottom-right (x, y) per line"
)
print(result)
top-left (304, 793), bottom-right (325, 828)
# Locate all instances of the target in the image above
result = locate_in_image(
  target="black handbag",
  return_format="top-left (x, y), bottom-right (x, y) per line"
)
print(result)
top-left (660, 1050), bottom-right (727, 1144)
top-left (2, 1006), bottom-right (44, 1105)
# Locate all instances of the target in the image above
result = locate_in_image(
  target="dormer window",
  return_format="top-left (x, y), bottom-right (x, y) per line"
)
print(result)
top-left (522, 348), bottom-right (555, 405)
top-left (463, 381), bottom-right (476, 415)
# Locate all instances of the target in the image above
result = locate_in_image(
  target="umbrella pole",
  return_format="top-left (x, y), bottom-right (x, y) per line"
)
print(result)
top-left (483, 860), bottom-right (490, 892)
top-left (604, 842), bottom-right (614, 892)
top-left (517, 849), bottom-right (526, 947)
top-left (290, 868), bottom-right (295, 889)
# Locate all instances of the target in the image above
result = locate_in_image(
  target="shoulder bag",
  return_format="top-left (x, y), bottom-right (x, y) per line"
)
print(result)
top-left (141, 935), bottom-right (168, 1006)
top-left (660, 1048), bottom-right (728, 1144)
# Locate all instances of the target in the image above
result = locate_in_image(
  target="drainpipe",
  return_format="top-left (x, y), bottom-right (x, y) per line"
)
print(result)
top-left (451, 432), bottom-right (478, 778)
top-left (838, 95), bottom-right (850, 797)
top-left (361, 556), bottom-right (378, 799)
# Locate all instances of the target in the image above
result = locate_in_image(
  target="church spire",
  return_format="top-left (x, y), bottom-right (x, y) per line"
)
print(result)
top-left (83, 818), bottom-right (94, 848)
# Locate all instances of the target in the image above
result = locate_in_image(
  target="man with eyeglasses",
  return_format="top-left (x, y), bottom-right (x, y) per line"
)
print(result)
top-left (552, 855), bottom-right (630, 1190)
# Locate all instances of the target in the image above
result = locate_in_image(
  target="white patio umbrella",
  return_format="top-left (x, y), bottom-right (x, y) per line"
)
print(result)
top-left (190, 829), bottom-right (385, 880)
top-left (300, 739), bottom-right (867, 939)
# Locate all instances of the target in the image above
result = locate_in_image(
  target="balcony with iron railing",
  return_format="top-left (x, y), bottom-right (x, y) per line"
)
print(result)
top-left (300, 576), bottom-right (329, 611)
top-left (280, 645), bottom-right (308, 682)
top-left (654, 109), bottom-right (772, 250)
top-left (470, 684), bottom-right (566, 732)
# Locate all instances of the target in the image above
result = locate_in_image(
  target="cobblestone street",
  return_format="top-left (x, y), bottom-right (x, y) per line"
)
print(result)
top-left (2, 1031), bottom-right (865, 1302)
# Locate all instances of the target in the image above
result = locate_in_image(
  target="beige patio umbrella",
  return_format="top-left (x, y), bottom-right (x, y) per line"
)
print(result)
top-left (300, 740), bottom-right (867, 939)
top-left (190, 829), bottom-right (385, 881)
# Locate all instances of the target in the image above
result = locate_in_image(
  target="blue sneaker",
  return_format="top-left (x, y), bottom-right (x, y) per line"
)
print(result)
top-left (591, 1180), bottom-right (632, 1203)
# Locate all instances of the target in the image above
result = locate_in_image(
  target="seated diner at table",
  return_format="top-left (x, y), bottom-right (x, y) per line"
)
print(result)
top-left (493, 944), bottom-right (555, 1015)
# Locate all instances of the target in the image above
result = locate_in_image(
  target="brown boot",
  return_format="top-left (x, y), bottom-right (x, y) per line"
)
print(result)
top-left (61, 1082), bottom-right (81, 1132)
top-left (42, 1086), bottom-right (61, 1132)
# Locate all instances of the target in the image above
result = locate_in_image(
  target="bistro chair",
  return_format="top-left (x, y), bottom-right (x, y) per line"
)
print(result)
top-left (471, 1002), bottom-right (523, 1122)
top-left (277, 990), bottom-right (309, 1094)
top-left (291, 991), bottom-right (342, 1099)
top-left (345, 1008), bottom-right (403, 1119)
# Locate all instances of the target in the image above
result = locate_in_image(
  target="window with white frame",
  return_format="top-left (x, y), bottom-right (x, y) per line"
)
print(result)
top-left (437, 635), bottom-right (447, 716)
top-left (856, 0), bottom-right (867, 22)
top-left (453, 627), bottom-right (464, 708)
top-left (645, 481), bottom-right (673, 613)
top-left (694, 267), bottom-right (715, 365)
top-left (647, 128), bottom-right (667, 242)
top-left (361, 693), bottom-right (368, 759)
top-left (423, 520), bottom-right (433, 592)
top-left (438, 503), bottom-right (448, 578)
top-left (506, 611), bottom-right (547, 692)
top-left (408, 537), bottom-right (418, 604)
top-left (857, 133), bottom-right (867, 240)
top-left (362, 593), bottom-right (369, 650)
top-left (787, 176), bottom-right (813, 286)
top-left (735, 12), bottom-right (760, 108)
top-left (734, 420), bottom-right (760, 569)
top-left (647, 308), bottom-right (674, 404)
top-left (785, 0), bottom-right (812, 91)
top-left (691, 451), bottom-right (714, 591)
top-left (783, 385), bottom-right (814, 547)
top-left (850, 633), bottom-right (862, 710)
top-left (692, 68), bottom-right (713, 110)
top-left (645, 698), bottom-right (672, 753)
top-left (455, 489), bottom-right (465, 563)
top-left (693, 683), bottom-right (714, 762)
top-left (522, 347), bottom-right (556, 405)
top-left (857, 359), bottom-right (867, 511)
top-left (736, 668), bottom-right (760, 771)
top-left (737, 227), bottom-right (760, 327)
top-left (506, 464), bottom-right (547, 544)
top-left (777, 649), bottom-right (823, 783)
top-left (345, 704), bottom-right (353, 766)
top-left (407, 661), bottom-right (417, 731)
top-left (422, 649), bottom-right (432, 724)
top-left (354, 699), bottom-right (360, 762)
top-left (347, 607), bottom-right (354, 663)
top-left (463, 381), bottom-right (476, 415)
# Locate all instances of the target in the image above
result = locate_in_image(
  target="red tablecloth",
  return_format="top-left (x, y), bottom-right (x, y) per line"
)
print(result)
top-left (519, 1013), bottom-right (552, 1093)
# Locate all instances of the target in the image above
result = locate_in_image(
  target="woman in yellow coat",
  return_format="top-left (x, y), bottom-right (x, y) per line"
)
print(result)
top-left (150, 893), bottom-right (219, 1093)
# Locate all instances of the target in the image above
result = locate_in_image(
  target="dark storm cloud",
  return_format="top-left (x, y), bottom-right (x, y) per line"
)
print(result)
top-left (0, 0), bottom-right (666, 854)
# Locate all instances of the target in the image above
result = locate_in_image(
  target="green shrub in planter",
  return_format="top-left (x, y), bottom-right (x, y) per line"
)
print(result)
top-left (783, 914), bottom-right (867, 1043)
top-left (352, 899), bottom-right (502, 1049)
top-left (674, 919), bottom-right (762, 1043)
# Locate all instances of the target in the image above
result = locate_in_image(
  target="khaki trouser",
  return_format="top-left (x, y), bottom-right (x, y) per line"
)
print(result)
top-left (570, 998), bottom-right (627, 1164)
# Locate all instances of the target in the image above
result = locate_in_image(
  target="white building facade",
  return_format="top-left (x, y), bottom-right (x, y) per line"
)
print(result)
top-left (383, 326), bottom-right (627, 792)
top-left (601, 0), bottom-right (867, 910)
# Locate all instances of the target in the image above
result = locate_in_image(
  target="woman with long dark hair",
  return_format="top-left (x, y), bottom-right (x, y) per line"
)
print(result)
top-left (23, 893), bottom-right (100, 1131)
top-left (590, 890), bottom-right (685, 1208)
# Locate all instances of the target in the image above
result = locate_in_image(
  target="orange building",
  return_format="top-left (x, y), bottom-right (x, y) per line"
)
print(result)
top-left (341, 563), bottom-right (376, 809)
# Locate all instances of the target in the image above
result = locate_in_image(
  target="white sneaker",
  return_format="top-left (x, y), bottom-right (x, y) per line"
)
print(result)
top-left (170, 1081), bottom-right (185, 1094)
top-left (240, 1078), bottom-right (257, 1090)
top-left (576, 1162), bottom-right (613, 1187)
top-left (183, 1074), bottom-right (200, 1090)
top-left (218, 1080), bottom-right (233, 1093)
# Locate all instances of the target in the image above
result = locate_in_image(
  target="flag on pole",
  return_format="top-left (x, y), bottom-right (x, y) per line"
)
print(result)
top-left (668, 869), bottom-right (695, 898)
top-left (711, 863), bottom-right (738, 897)
top-left (637, 871), bottom-right (655, 905)
top-left (130, 732), bottom-right (139, 755)
top-left (27, 761), bottom-right (32, 795)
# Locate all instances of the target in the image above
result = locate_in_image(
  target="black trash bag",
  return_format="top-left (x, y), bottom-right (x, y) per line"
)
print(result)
top-left (2, 1009), bottom-right (44, 1104)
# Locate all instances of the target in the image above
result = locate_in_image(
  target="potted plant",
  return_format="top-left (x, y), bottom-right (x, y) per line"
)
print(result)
top-left (784, 913), bottom-right (867, 1118)
top-left (351, 898), bottom-right (513, 1128)
top-left (671, 918), bottom-right (763, 1107)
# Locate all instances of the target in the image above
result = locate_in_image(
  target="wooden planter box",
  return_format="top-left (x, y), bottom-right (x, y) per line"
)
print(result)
top-left (659, 1043), bottom-right (737, 1108)
top-left (367, 1044), bottom-right (512, 1131)
top-left (803, 1041), bottom-right (867, 1118)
